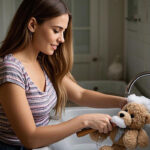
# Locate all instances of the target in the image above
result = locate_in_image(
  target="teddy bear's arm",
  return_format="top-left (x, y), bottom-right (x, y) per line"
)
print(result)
top-left (123, 130), bottom-right (138, 149)
top-left (137, 129), bottom-right (149, 148)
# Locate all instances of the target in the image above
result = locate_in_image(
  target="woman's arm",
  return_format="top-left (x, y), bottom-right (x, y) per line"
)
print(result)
top-left (0, 82), bottom-right (112, 149)
top-left (63, 76), bottom-right (127, 108)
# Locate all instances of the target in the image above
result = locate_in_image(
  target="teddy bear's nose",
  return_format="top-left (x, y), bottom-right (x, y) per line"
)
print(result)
top-left (120, 113), bottom-right (124, 118)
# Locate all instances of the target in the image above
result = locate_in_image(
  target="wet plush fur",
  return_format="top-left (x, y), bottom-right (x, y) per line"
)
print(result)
top-left (90, 102), bottom-right (150, 150)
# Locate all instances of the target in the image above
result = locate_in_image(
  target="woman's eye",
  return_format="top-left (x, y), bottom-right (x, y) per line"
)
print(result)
top-left (53, 29), bottom-right (59, 33)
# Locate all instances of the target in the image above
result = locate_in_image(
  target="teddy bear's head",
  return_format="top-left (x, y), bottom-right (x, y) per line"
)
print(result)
top-left (111, 94), bottom-right (150, 130)
top-left (116, 102), bottom-right (150, 130)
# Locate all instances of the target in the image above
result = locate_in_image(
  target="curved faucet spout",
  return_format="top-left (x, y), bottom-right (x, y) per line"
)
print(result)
top-left (125, 71), bottom-right (150, 97)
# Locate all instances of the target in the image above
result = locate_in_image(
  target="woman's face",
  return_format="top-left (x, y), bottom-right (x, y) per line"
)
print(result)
top-left (32, 14), bottom-right (69, 55)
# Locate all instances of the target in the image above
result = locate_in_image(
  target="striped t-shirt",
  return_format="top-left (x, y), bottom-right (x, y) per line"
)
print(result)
top-left (0, 54), bottom-right (57, 145)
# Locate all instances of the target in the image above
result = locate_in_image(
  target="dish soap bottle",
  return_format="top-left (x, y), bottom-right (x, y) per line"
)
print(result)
top-left (107, 55), bottom-right (123, 80)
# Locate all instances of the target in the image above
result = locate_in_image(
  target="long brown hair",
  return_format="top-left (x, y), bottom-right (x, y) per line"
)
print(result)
top-left (0, 0), bottom-right (74, 117)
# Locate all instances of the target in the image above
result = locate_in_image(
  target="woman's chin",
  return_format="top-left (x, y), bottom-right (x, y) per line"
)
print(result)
top-left (42, 50), bottom-right (55, 56)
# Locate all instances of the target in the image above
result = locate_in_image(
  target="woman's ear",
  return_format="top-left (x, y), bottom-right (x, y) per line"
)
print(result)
top-left (28, 17), bottom-right (37, 32)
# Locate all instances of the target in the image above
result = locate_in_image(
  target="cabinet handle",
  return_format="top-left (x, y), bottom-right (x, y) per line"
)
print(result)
top-left (92, 57), bottom-right (98, 62)
top-left (125, 17), bottom-right (141, 22)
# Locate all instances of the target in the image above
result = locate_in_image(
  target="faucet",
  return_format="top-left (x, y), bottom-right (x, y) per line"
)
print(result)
top-left (125, 71), bottom-right (150, 96)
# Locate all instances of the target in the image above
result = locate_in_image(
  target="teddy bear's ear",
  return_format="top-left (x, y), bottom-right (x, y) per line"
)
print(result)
top-left (145, 113), bottom-right (150, 124)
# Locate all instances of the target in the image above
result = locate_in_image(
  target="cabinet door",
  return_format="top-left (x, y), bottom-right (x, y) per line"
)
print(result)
top-left (65, 0), bottom-right (99, 80)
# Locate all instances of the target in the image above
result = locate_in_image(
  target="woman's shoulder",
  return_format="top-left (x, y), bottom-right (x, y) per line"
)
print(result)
top-left (0, 53), bottom-right (23, 72)
top-left (0, 53), bottom-right (26, 88)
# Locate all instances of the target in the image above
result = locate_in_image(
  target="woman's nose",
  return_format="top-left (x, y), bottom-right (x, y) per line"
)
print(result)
top-left (58, 34), bottom-right (65, 43)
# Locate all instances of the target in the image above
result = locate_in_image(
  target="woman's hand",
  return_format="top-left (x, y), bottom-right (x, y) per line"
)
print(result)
top-left (81, 113), bottom-right (113, 134)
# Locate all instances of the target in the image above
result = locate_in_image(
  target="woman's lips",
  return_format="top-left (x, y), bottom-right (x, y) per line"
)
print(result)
top-left (51, 45), bottom-right (57, 50)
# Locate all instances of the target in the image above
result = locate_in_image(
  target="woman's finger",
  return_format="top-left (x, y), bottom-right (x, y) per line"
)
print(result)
top-left (103, 125), bottom-right (108, 133)
top-left (107, 121), bottom-right (112, 132)
top-left (98, 127), bottom-right (103, 133)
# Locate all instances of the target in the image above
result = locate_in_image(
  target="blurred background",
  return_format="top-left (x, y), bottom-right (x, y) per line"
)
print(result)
top-left (0, 0), bottom-right (150, 98)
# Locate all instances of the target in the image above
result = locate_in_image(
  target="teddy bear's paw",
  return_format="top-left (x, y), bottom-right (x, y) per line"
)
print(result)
top-left (112, 144), bottom-right (126, 150)
top-left (137, 129), bottom-right (149, 148)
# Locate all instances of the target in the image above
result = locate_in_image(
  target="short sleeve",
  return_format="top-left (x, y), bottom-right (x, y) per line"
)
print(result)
top-left (0, 60), bottom-right (25, 89)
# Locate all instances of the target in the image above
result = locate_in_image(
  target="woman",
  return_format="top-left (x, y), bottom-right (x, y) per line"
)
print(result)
top-left (0, 0), bottom-right (127, 149)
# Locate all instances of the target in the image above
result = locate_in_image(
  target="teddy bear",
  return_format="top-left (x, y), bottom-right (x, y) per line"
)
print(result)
top-left (77, 94), bottom-right (150, 150)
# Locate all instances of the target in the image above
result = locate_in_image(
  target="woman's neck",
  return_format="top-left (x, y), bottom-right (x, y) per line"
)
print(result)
top-left (13, 45), bottom-right (39, 64)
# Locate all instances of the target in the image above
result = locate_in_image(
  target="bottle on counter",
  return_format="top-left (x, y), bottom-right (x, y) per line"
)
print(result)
top-left (107, 55), bottom-right (123, 80)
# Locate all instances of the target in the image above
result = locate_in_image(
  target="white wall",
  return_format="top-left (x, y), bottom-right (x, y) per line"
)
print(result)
top-left (0, 0), bottom-right (21, 44)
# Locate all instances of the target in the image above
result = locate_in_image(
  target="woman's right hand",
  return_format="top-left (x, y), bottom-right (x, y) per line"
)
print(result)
top-left (81, 113), bottom-right (113, 134)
